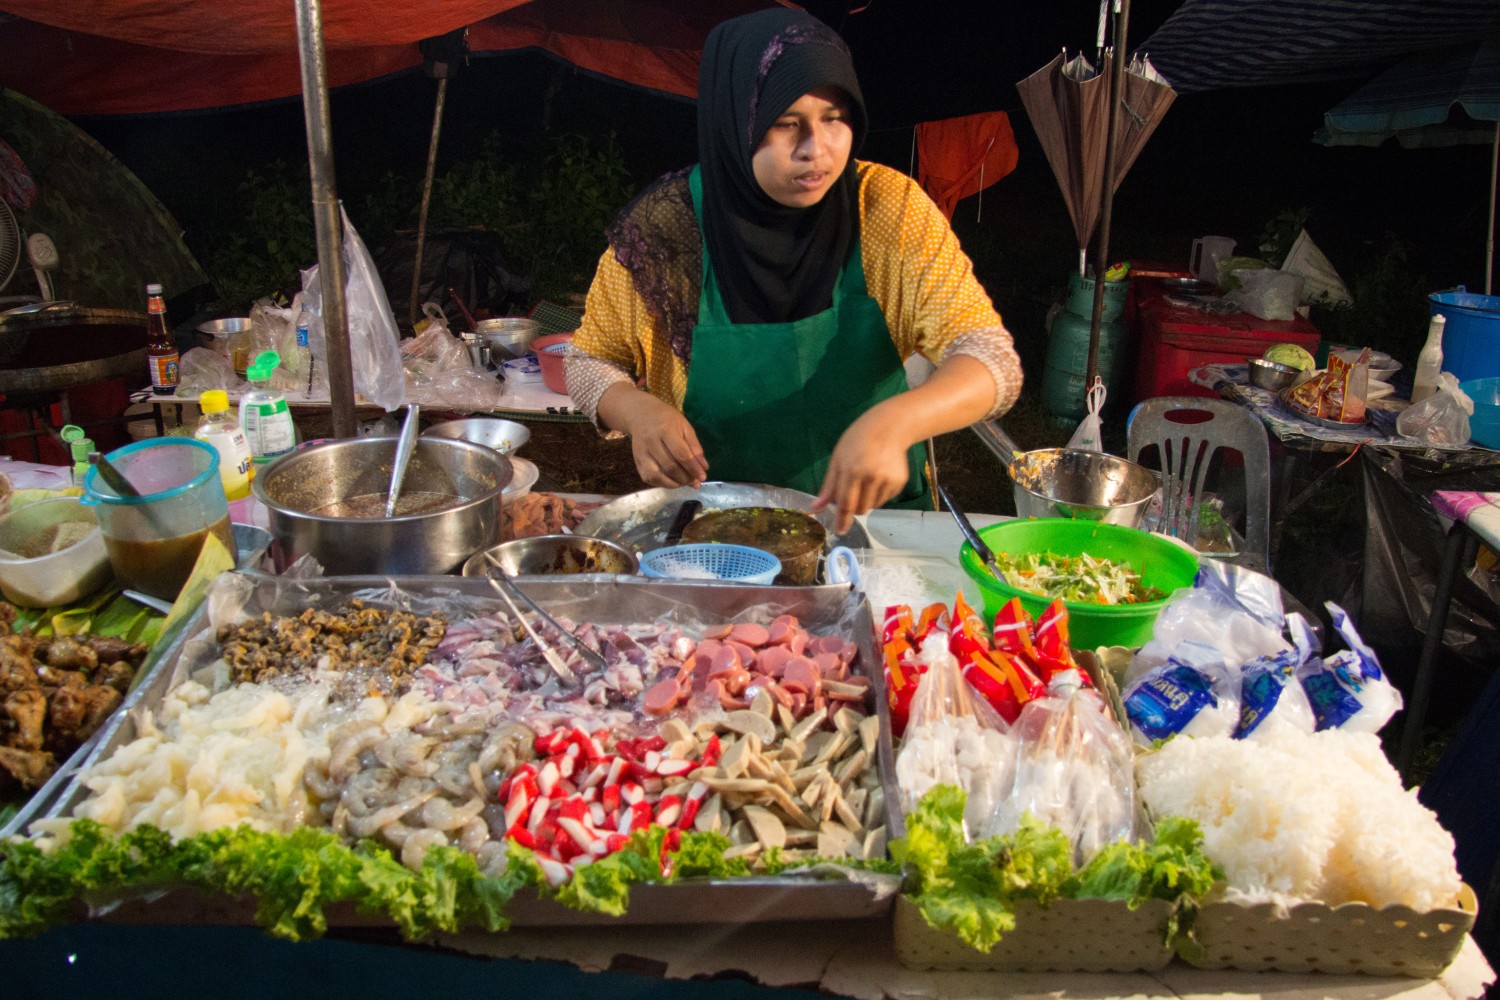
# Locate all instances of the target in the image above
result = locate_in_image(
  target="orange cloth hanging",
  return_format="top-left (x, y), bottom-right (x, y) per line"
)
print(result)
top-left (915, 111), bottom-right (1019, 220)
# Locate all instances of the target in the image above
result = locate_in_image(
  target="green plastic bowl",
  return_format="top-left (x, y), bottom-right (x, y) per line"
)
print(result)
top-left (958, 519), bottom-right (1200, 651)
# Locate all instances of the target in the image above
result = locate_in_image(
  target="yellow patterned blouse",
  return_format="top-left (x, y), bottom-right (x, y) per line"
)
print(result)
top-left (566, 161), bottom-right (1022, 422)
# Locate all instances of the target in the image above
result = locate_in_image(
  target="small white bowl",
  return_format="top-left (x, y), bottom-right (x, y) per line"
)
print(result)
top-left (0, 497), bottom-right (112, 607)
top-left (503, 457), bottom-right (540, 501)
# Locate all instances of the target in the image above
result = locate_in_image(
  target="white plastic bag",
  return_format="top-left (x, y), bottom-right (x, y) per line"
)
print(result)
top-left (1396, 372), bottom-right (1473, 446)
top-left (298, 206), bottom-right (407, 412)
top-left (1224, 269), bottom-right (1304, 322)
top-left (1066, 376), bottom-right (1105, 452)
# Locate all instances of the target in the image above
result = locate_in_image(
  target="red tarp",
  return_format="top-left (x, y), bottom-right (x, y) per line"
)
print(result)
top-left (0, 0), bottom-right (782, 116)
top-left (915, 111), bottom-right (1019, 220)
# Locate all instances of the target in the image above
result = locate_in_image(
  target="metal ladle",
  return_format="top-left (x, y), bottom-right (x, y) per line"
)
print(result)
top-left (384, 403), bottom-right (421, 518)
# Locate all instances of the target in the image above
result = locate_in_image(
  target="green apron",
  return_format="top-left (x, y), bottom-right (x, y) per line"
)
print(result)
top-left (681, 166), bottom-right (929, 508)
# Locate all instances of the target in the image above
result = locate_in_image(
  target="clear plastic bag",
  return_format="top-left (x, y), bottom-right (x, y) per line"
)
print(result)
top-left (299, 206), bottom-right (407, 412)
top-left (1232, 612), bottom-right (1317, 741)
top-left (987, 670), bottom-right (1136, 864)
top-left (1122, 641), bottom-right (1241, 745)
top-left (1298, 602), bottom-right (1404, 733)
top-left (175, 347), bottom-right (237, 398)
top-left (894, 633), bottom-right (1016, 839)
top-left (1126, 561), bottom-right (1289, 685)
top-left (399, 317), bottom-right (508, 411)
top-left (1396, 372), bottom-right (1473, 446)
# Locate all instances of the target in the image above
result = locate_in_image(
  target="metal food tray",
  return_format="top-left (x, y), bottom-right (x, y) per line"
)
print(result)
top-left (0, 524), bottom-right (278, 840)
top-left (36, 571), bottom-right (903, 927)
top-left (575, 482), bottom-right (873, 556)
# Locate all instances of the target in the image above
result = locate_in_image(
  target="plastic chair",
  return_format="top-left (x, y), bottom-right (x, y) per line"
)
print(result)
top-left (1126, 396), bottom-right (1273, 572)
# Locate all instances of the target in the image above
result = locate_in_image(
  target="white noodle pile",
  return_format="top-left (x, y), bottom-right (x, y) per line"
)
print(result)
top-left (1136, 728), bottom-right (1461, 911)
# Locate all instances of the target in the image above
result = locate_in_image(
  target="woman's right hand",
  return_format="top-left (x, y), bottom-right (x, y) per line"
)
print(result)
top-left (599, 385), bottom-right (709, 488)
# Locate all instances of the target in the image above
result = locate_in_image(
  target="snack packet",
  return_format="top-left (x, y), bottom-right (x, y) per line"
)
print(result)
top-left (881, 605), bottom-right (922, 738)
top-left (1122, 641), bottom-right (1240, 745)
top-left (1286, 347), bottom-right (1370, 423)
top-left (1297, 602), bottom-right (1403, 733)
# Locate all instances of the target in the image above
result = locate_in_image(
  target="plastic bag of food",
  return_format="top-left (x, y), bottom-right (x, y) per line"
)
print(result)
top-left (1396, 372), bottom-right (1473, 446)
top-left (1122, 640), bottom-right (1241, 745)
top-left (299, 205), bottom-right (407, 412)
top-left (174, 347), bottom-right (237, 398)
top-left (1233, 612), bottom-right (1318, 741)
top-left (987, 670), bottom-right (1136, 863)
top-left (1298, 602), bottom-right (1403, 733)
top-left (1127, 561), bottom-right (1288, 685)
top-left (895, 632), bottom-right (1015, 839)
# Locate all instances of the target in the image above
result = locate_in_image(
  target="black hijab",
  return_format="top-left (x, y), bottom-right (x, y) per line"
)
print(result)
top-left (697, 9), bottom-right (867, 325)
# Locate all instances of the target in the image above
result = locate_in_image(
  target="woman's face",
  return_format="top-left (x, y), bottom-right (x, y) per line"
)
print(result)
top-left (751, 87), bottom-right (853, 209)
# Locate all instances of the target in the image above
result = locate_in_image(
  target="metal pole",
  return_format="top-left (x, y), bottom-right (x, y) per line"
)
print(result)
top-left (408, 76), bottom-right (449, 330)
top-left (1487, 121), bottom-right (1497, 296)
top-left (293, 0), bottom-right (357, 439)
top-left (1085, 0), bottom-right (1131, 390)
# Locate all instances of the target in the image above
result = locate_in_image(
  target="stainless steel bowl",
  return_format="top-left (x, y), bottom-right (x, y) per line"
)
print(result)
top-left (476, 317), bottom-right (541, 360)
top-left (422, 417), bottom-right (531, 456)
top-left (462, 534), bottom-right (638, 577)
top-left (1246, 357), bottom-right (1303, 391)
top-left (1008, 448), bottom-right (1160, 526)
top-left (253, 437), bottom-right (510, 574)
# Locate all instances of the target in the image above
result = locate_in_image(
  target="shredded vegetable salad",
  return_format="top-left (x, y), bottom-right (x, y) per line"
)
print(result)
top-left (993, 551), bottom-right (1164, 605)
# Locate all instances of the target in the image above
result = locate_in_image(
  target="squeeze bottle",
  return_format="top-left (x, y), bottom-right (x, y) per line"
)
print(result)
top-left (1410, 315), bottom-right (1446, 404)
top-left (240, 350), bottom-right (297, 465)
top-left (60, 424), bottom-right (93, 490)
top-left (196, 389), bottom-right (254, 500)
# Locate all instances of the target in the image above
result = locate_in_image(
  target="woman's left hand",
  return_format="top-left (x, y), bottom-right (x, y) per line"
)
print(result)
top-left (813, 408), bottom-right (912, 533)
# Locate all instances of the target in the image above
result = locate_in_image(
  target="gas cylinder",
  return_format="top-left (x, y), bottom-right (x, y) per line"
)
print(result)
top-left (1041, 273), bottom-right (1129, 427)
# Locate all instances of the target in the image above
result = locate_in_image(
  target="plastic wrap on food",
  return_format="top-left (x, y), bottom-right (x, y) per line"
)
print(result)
top-left (1297, 602), bottom-right (1403, 733)
top-left (1126, 563), bottom-right (1291, 686)
top-left (1122, 641), bottom-right (1240, 745)
top-left (986, 670), bottom-right (1135, 863)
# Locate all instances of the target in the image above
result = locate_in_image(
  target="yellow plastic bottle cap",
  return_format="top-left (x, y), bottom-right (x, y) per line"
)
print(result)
top-left (201, 389), bottom-right (230, 413)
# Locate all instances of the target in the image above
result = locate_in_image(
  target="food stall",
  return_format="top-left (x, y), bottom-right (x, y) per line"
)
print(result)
top-left (0, 421), bottom-right (1492, 1000)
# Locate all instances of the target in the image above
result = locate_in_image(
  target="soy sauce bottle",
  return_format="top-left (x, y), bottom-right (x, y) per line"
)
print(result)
top-left (145, 282), bottom-right (179, 396)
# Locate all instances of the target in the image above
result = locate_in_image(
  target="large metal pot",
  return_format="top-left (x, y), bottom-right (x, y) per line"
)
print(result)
top-left (970, 420), bottom-right (1158, 527)
top-left (253, 437), bottom-right (511, 574)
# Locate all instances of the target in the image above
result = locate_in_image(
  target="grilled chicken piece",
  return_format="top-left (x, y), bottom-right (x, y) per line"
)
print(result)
top-left (4, 688), bottom-right (47, 750)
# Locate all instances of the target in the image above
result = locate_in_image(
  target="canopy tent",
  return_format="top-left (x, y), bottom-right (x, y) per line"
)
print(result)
top-left (1138, 0), bottom-right (1500, 94)
top-left (0, 1), bottom-right (780, 117)
top-left (1317, 40), bottom-right (1500, 294)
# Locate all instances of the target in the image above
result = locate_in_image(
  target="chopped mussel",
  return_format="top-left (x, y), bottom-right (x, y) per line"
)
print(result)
top-left (217, 599), bottom-right (447, 689)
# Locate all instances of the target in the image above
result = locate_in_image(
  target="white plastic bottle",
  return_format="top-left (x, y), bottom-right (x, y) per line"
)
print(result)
top-left (195, 389), bottom-right (253, 500)
top-left (239, 350), bottom-right (297, 465)
top-left (1410, 314), bottom-right (1446, 403)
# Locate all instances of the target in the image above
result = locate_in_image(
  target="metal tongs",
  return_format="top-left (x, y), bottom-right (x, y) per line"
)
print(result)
top-left (482, 552), bottom-right (607, 685)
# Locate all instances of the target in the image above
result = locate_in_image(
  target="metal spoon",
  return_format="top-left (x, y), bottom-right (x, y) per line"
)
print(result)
top-left (935, 482), bottom-right (1004, 582)
top-left (122, 588), bottom-right (174, 615)
top-left (384, 403), bottom-right (421, 518)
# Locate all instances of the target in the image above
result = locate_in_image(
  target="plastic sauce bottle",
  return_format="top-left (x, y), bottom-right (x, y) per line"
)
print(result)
top-left (239, 350), bottom-right (297, 465)
top-left (289, 306), bottom-right (315, 386)
top-left (1410, 314), bottom-right (1446, 404)
top-left (60, 424), bottom-right (93, 490)
top-left (145, 282), bottom-right (179, 396)
top-left (195, 389), bottom-right (254, 500)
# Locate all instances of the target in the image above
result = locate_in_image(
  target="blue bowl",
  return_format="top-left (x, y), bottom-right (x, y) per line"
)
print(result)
top-left (1459, 377), bottom-right (1500, 450)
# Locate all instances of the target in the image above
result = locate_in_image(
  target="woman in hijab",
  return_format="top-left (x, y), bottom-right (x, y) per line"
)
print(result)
top-left (565, 8), bottom-right (1021, 531)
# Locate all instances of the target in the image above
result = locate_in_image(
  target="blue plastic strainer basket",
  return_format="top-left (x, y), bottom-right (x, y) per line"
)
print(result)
top-left (638, 543), bottom-right (781, 585)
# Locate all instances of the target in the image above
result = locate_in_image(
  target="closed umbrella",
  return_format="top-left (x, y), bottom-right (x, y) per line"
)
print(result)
top-left (1317, 39), bottom-right (1500, 292)
top-left (1017, 49), bottom-right (1177, 277)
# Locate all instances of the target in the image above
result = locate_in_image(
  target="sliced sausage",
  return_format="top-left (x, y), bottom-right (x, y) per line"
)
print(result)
top-left (787, 629), bottom-right (809, 656)
top-left (729, 622), bottom-right (770, 648)
top-left (696, 638), bottom-right (725, 661)
top-left (771, 613), bottom-right (801, 631)
top-left (780, 656), bottom-right (821, 695)
top-left (812, 652), bottom-right (841, 678)
top-left (704, 623), bottom-right (734, 641)
top-left (766, 620), bottom-right (794, 646)
top-left (642, 678), bottom-right (681, 716)
top-left (756, 645), bottom-right (793, 678)
top-left (812, 635), bottom-right (844, 656)
top-left (708, 645), bottom-right (742, 679)
top-left (726, 640), bottom-right (758, 665)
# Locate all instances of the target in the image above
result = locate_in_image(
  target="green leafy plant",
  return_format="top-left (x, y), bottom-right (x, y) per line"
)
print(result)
top-left (202, 160), bottom-right (319, 308)
top-left (1310, 235), bottom-right (1431, 361)
top-left (1257, 207), bottom-right (1311, 268)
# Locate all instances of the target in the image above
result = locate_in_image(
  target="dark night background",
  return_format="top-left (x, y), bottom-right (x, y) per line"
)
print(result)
top-left (67, 0), bottom-right (1494, 352)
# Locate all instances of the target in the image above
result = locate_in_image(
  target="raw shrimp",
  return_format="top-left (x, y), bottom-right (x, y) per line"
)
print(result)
top-left (473, 840), bottom-right (507, 877)
top-left (329, 724), bottom-right (384, 780)
top-left (457, 816), bottom-right (489, 854)
top-left (380, 819), bottom-right (420, 847)
top-left (303, 764), bottom-right (339, 800)
top-left (477, 722), bottom-right (535, 774)
top-left (401, 828), bottom-right (449, 869)
top-left (418, 796), bottom-right (485, 831)
top-left (377, 733), bottom-right (438, 777)
top-left (434, 763), bottom-right (477, 799)
top-left (341, 767), bottom-right (399, 815)
top-left (346, 789), bottom-right (439, 838)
